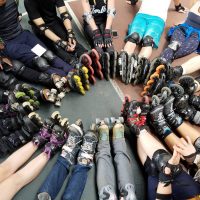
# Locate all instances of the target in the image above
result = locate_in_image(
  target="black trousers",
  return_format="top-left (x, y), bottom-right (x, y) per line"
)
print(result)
top-left (32, 18), bottom-right (87, 64)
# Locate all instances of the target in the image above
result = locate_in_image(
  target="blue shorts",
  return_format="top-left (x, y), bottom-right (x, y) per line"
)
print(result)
top-left (127, 13), bottom-right (165, 48)
top-left (168, 23), bottom-right (200, 54)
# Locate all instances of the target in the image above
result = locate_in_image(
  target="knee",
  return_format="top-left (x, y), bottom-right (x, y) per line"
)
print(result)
top-left (142, 35), bottom-right (154, 47)
top-left (42, 50), bottom-right (56, 62)
top-left (12, 60), bottom-right (26, 75)
top-left (33, 57), bottom-right (50, 72)
top-left (125, 32), bottom-right (141, 45)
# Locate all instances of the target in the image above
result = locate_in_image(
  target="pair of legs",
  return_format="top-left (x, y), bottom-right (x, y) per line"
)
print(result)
top-left (33, 18), bottom-right (86, 64)
top-left (2, 30), bottom-right (73, 76)
top-left (0, 142), bottom-right (48, 200)
top-left (96, 122), bottom-right (137, 200)
top-left (160, 26), bottom-right (199, 63)
top-left (123, 13), bottom-right (165, 59)
top-left (136, 130), bottom-right (200, 200)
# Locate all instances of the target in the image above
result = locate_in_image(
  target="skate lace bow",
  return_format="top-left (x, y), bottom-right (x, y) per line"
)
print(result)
top-left (82, 141), bottom-right (93, 152)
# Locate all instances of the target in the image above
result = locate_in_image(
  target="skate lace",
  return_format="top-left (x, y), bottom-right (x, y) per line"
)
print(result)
top-left (127, 114), bottom-right (146, 127)
top-left (82, 141), bottom-right (93, 153)
top-left (68, 135), bottom-right (81, 147)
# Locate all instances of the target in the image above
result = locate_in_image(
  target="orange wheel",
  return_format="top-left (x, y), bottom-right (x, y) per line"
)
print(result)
top-left (150, 73), bottom-right (159, 80)
top-left (144, 85), bottom-right (151, 91)
top-left (156, 64), bottom-right (165, 73)
top-left (146, 79), bottom-right (154, 86)
top-left (141, 91), bottom-right (147, 96)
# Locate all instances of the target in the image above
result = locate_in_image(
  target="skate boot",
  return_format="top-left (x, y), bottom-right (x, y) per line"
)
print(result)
top-left (118, 51), bottom-right (128, 83)
top-left (150, 96), bottom-right (172, 139)
top-left (0, 71), bottom-right (18, 90)
top-left (141, 72), bottom-right (166, 96)
top-left (88, 49), bottom-right (104, 80)
top-left (159, 87), bottom-right (183, 129)
top-left (1, 115), bottom-right (22, 132)
top-left (65, 70), bottom-right (85, 95)
top-left (133, 57), bottom-right (150, 85)
top-left (55, 92), bottom-right (65, 107)
top-left (76, 64), bottom-right (90, 91)
top-left (61, 119), bottom-right (84, 164)
top-left (101, 52), bottom-right (110, 81)
top-left (126, 54), bottom-right (138, 85)
top-left (32, 117), bottom-right (55, 147)
top-left (169, 84), bottom-right (200, 124)
top-left (120, 184), bottom-right (137, 200)
top-left (43, 124), bottom-right (67, 158)
top-left (112, 120), bottom-right (125, 139)
top-left (110, 50), bottom-right (118, 79)
top-left (96, 120), bottom-right (110, 141)
top-left (77, 123), bottom-right (98, 166)
top-left (99, 185), bottom-right (117, 200)
top-left (79, 52), bottom-right (96, 84)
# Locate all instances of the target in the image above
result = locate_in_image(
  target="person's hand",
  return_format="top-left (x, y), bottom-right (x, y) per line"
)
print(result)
top-left (93, 29), bottom-right (104, 48)
top-left (0, 58), bottom-right (3, 70)
top-left (174, 136), bottom-right (196, 164)
top-left (67, 29), bottom-right (76, 51)
top-left (0, 39), bottom-right (5, 51)
top-left (103, 29), bottom-right (113, 48)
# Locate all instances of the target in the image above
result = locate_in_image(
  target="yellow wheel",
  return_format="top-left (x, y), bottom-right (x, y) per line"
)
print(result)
top-left (85, 84), bottom-right (90, 91)
top-left (74, 75), bottom-right (81, 82)
top-left (82, 66), bottom-right (89, 74)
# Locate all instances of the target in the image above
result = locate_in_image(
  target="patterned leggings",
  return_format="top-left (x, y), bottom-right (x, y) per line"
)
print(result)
top-left (160, 27), bottom-right (199, 63)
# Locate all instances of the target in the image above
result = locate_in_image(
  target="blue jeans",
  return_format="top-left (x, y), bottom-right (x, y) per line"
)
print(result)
top-left (2, 30), bottom-right (73, 76)
top-left (38, 156), bottom-right (91, 200)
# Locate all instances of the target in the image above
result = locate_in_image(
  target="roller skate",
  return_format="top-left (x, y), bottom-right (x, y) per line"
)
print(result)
top-left (126, 54), bottom-right (138, 85)
top-left (110, 50), bottom-right (118, 79)
top-left (76, 64), bottom-right (90, 91)
top-left (61, 119), bottom-right (84, 164)
top-left (112, 118), bottom-right (125, 139)
top-left (79, 52), bottom-right (96, 85)
top-left (149, 95), bottom-right (172, 139)
top-left (144, 57), bottom-right (165, 85)
top-left (40, 88), bottom-right (57, 103)
top-left (88, 49), bottom-right (104, 80)
top-left (0, 71), bottom-right (18, 90)
top-left (96, 120), bottom-right (109, 142)
top-left (158, 87), bottom-right (183, 129)
top-left (141, 72), bottom-right (166, 96)
top-left (169, 84), bottom-right (200, 124)
top-left (66, 70), bottom-right (85, 95)
top-left (120, 184), bottom-right (137, 200)
top-left (77, 123), bottom-right (98, 166)
top-left (43, 124), bottom-right (68, 159)
top-left (51, 74), bottom-right (68, 92)
top-left (133, 57), bottom-right (150, 85)
top-left (118, 51), bottom-right (128, 83)
top-left (101, 52), bottom-right (110, 81)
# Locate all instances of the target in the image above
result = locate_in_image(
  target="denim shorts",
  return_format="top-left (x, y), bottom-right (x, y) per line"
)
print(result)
top-left (127, 13), bottom-right (165, 48)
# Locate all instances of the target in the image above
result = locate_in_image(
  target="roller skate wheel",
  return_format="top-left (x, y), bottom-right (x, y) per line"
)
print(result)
top-left (60, 118), bottom-right (69, 127)
top-left (150, 73), bottom-right (159, 80)
top-left (144, 85), bottom-right (151, 91)
top-left (79, 87), bottom-right (86, 95)
top-left (152, 95), bottom-right (160, 106)
top-left (85, 74), bottom-right (89, 80)
top-left (28, 112), bottom-right (39, 118)
top-left (146, 79), bottom-right (154, 86)
top-left (22, 101), bottom-right (34, 111)
top-left (51, 88), bottom-right (58, 94)
top-left (51, 111), bottom-right (61, 120)
top-left (85, 84), bottom-right (90, 91)
top-left (55, 101), bottom-right (61, 107)
top-left (74, 75), bottom-right (81, 82)
top-left (170, 84), bottom-right (185, 96)
top-left (15, 91), bottom-right (26, 98)
top-left (141, 91), bottom-right (147, 97)
top-left (104, 117), bottom-right (110, 125)
top-left (82, 66), bottom-right (89, 74)
top-left (156, 65), bottom-right (165, 73)
top-left (161, 87), bottom-right (171, 97)
top-left (110, 117), bottom-right (116, 124)
top-left (95, 118), bottom-right (101, 125)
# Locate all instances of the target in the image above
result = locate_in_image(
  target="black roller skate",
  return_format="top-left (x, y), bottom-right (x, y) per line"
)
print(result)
top-left (61, 119), bottom-right (84, 164)
top-left (101, 52), bottom-right (110, 81)
top-left (77, 123), bottom-right (98, 166)
top-left (141, 72), bottom-right (166, 97)
top-left (150, 95), bottom-right (172, 139)
top-left (159, 87), bottom-right (183, 129)
top-left (110, 50), bottom-right (118, 79)
top-left (0, 71), bottom-right (18, 90)
top-left (133, 57), bottom-right (150, 85)
top-left (118, 51), bottom-right (128, 83)
top-left (170, 84), bottom-right (200, 125)
top-left (126, 54), bottom-right (138, 85)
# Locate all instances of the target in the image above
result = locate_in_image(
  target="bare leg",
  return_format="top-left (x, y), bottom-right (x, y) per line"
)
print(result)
top-left (182, 55), bottom-right (200, 75)
top-left (137, 130), bottom-right (167, 159)
top-left (123, 41), bottom-right (137, 55)
top-left (137, 141), bottom-right (147, 165)
top-left (138, 46), bottom-right (153, 59)
top-left (0, 152), bottom-right (48, 200)
top-left (164, 134), bottom-right (181, 151)
top-left (176, 121), bottom-right (200, 143)
top-left (0, 142), bottom-right (37, 183)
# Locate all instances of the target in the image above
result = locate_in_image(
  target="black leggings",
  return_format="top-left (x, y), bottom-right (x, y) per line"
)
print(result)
top-left (32, 18), bottom-right (86, 63)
